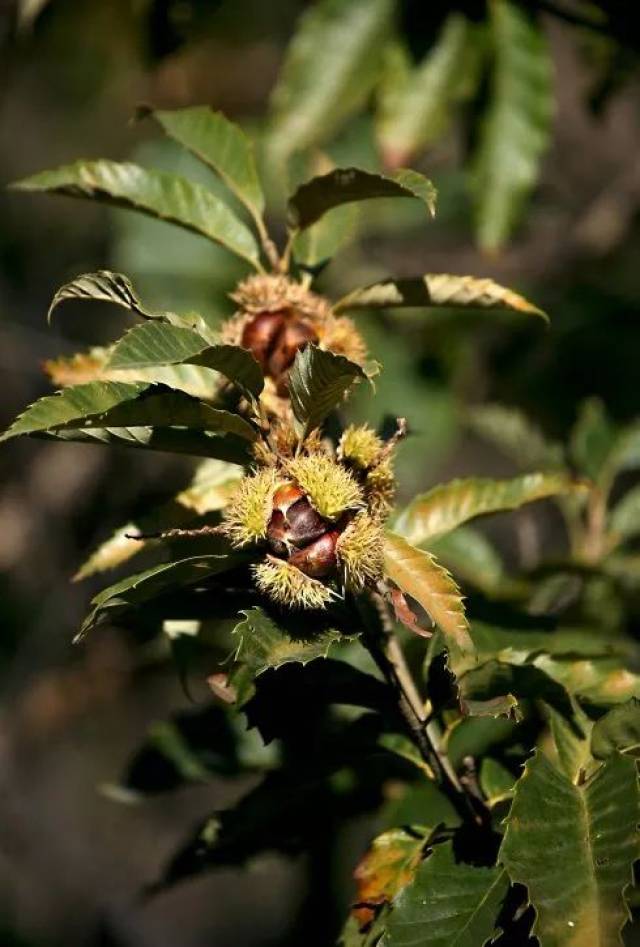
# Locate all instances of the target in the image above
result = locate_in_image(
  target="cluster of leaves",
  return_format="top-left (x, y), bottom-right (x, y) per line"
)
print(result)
top-left (6, 104), bottom-right (640, 946)
top-left (266, 0), bottom-right (554, 253)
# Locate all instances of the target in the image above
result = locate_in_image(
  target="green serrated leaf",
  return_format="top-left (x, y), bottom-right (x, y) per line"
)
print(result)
top-left (268, 0), bottom-right (393, 156)
top-left (288, 344), bottom-right (365, 436)
top-left (333, 273), bottom-right (545, 319)
top-left (376, 16), bottom-right (481, 167)
top-left (107, 323), bottom-right (263, 400)
top-left (288, 166), bottom-right (436, 231)
top-left (12, 160), bottom-right (261, 267)
top-left (591, 698), bottom-right (640, 760)
top-left (546, 698), bottom-right (594, 782)
top-left (383, 532), bottom-right (472, 654)
top-left (40, 425), bottom-right (252, 463)
top-left (500, 750), bottom-right (639, 947)
top-left (471, 0), bottom-right (553, 252)
top-left (1, 381), bottom-right (257, 442)
top-left (393, 473), bottom-right (583, 546)
top-left (148, 105), bottom-right (265, 219)
top-left (78, 553), bottom-right (245, 639)
top-left (231, 607), bottom-right (343, 705)
top-left (386, 841), bottom-right (508, 946)
top-left (467, 403), bottom-right (565, 471)
top-left (46, 270), bottom-right (150, 323)
top-left (44, 343), bottom-right (222, 401)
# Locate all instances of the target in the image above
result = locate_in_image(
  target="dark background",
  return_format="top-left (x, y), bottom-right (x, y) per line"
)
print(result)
top-left (2, 1), bottom-right (640, 944)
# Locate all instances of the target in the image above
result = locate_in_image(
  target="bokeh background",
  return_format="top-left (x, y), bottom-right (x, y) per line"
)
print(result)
top-left (2, 1), bottom-right (640, 944)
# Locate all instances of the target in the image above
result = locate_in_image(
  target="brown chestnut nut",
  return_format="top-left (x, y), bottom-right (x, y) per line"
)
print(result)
top-left (266, 509), bottom-right (289, 557)
top-left (241, 310), bottom-right (286, 370)
top-left (285, 497), bottom-right (328, 548)
top-left (289, 531), bottom-right (339, 578)
top-left (268, 316), bottom-right (318, 379)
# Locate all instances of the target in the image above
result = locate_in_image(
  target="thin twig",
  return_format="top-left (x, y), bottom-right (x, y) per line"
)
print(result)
top-left (125, 525), bottom-right (225, 541)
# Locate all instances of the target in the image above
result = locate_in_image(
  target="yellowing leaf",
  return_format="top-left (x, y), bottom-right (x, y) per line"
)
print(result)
top-left (334, 273), bottom-right (546, 320)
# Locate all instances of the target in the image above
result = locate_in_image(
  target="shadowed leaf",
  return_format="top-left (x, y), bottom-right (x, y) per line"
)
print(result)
top-left (288, 344), bottom-right (365, 436)
top-left (37, 425), bottom-right (252, 463)
top-left (78, 552), bottom-right (246, 639)
top-left (386, 841), bottom-right (508, 946)
top-left (288, 167), bottom-right (436, 230)
top-left (231, 607), bottom-right (343, 705)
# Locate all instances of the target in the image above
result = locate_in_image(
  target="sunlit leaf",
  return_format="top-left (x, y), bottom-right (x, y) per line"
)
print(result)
top-left (288, 344), bottom-right (365, 436)
top-left (44, 269), bottom-right (216, 339)
top-left (383, 533), bottom-right (472, 654)
top-left (147, 106), bottom-right (265, 219)
top-left (288, 167), bottom-right (436, 231)
top-left (500, 750), bottom-right (639, 946)
top-left (268, 0), bottom-right (393, 156)
top-left (44, 344), bottom-right (221, 400)
top-left (591, 698), bottom-right (640, 760)
top-left (334, 273), bottom-right (545, 320)
top-left (107, 323), bottom-right (264, 399)
top-left (393, 473), bottom-right (582, 546)
top-left (376, 16), bottom-right (481, 167)
top-left (11, 160), bottom-right (261, 267)
top-left (471, 0), bottom-right (553, 252)
top-left (386, 841), bottom-right (508, 946)
top-left (47, 270), bottom-right (149, 323)
top-left (1, 381), bottom-right (257, 442)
